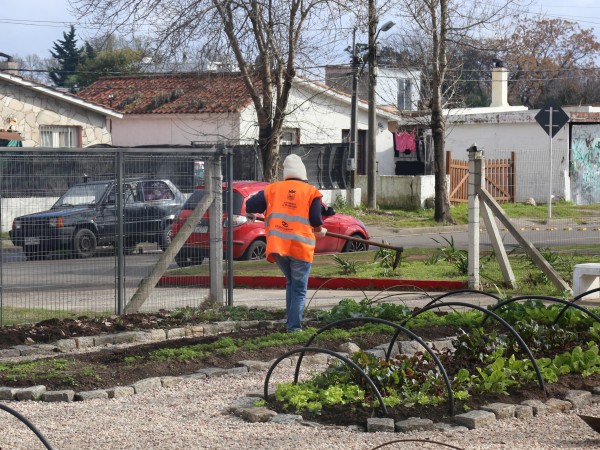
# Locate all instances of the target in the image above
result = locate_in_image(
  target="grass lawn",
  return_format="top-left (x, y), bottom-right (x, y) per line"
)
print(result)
top-left (169, 245), bottom-right (600, 297)
top-left (333, 200), bottom-right (600, 228)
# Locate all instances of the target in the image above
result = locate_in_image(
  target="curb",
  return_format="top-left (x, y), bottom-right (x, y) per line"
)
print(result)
top-left (158, 275), bottom-right (467, 291)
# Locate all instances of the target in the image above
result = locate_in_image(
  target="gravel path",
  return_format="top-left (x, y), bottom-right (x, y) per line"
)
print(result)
top-left (1, 367), bottom-right (599, 450)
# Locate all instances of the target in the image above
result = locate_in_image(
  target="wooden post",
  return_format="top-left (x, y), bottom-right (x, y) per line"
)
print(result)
top-left (207, 158), bottom-right (224, 305)
top-left (511, 151), bottom-right (516, 203)
top-left (467, 145), bottom-right (482, 290)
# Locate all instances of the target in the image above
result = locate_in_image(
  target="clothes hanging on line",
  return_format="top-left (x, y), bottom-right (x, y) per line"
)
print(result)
top-left (393, 131), bottom-right (416, 156)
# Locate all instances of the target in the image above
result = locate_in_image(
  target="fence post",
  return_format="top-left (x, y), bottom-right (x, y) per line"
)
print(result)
top-left (467, 144), bottom-right (483, 290)
top-left (116, 150), bottom-right (125, 314)
top-left (208, 157), bottom-right (224, 305)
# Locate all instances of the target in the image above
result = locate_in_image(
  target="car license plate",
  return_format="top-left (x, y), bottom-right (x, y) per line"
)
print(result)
top-left (24, 237), bottom-right (40, 245)
top-left (194, 225), bottom-right (208, 233)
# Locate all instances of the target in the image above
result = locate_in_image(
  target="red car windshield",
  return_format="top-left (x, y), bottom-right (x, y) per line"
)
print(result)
top-left (183, 189), bottom-right (245, 215)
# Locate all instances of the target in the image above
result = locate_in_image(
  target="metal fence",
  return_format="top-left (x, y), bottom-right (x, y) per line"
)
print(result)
top-left (232, 143), bottom-right (350, 189)
top-left (0, 146), bottom-right (229, 326)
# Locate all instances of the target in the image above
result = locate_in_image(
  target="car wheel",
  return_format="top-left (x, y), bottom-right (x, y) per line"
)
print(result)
top-left (159, 224), bottom-right (172, 251)
top-left (342, 234), bottom-right (368, 252)
top-left (175, 250), bottom-right (204, 267)
top-left (72, 228), bottom-right (97, 258)
top-left (23, 246), bottom-right (48, 261)
top-left (242, 239), bottom-right (266, 261)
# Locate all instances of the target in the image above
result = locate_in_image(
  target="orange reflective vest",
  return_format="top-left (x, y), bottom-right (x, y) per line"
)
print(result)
top-left (264, 180), bottom-right (322, 263)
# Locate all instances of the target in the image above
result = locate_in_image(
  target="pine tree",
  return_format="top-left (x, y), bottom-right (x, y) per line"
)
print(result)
top-left (49, 26), bottom-right (83, 87)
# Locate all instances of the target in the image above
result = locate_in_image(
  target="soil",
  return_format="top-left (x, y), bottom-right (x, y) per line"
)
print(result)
top-left (1, 314), bottom-right (599, 428)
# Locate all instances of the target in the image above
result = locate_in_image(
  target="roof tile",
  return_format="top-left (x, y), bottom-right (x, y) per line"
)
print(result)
top-left (77, 72), bottom-right (257, 114)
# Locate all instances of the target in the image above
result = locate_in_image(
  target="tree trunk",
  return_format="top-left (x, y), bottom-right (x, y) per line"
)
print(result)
top-left (431, 109), bottom-right (453, 223)
top-left (259, 126), bottom-right (280, 182)
top-left (431, 0), bottom-right (453, 224)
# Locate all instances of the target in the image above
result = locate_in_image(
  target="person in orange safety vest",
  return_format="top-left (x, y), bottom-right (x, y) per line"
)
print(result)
top-left (246, 154), bottom-right (327, 331)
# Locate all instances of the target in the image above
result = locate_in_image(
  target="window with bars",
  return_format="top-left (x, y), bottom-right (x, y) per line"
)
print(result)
top-left (40, 126), bottom-right (80, 147)
top-left (281, 128), bottom-right (299, 145)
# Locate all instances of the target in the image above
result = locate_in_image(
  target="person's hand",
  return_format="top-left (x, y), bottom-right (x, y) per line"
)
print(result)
top-left (246, 213), bottom-right (257, 222)
top-left (314, 227), bottom-right (327, 238)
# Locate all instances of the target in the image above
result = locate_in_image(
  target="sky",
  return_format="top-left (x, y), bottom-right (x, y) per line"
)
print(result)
top-left (1, 0), bottom-right (600, 59)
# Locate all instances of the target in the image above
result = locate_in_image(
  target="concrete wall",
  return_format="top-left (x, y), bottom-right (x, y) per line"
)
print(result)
top-left (356, 175), bottom-right (436, 209)
top-left (0, 83), bottom-right (113, 147)
top-left (1, 197), bottom-right (57, 230)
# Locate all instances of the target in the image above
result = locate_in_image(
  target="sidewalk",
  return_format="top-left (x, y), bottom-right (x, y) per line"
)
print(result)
top-left (229, 287), bottom-right (501, 311)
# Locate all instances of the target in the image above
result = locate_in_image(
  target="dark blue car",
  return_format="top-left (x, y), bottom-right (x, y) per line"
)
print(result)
top-left (10, 179), bottom-right (186, 260)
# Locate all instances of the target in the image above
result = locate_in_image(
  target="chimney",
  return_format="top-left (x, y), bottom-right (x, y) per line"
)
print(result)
top-left (0, 52), bottom-right (19, 76)
top-left (490, 66), bottom-right (509, 108)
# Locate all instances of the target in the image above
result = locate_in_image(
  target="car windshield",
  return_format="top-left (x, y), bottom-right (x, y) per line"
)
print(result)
top-left (53, 182), bottom-right (110, 208)
top-left (184, 189), bottom-right (244, 215)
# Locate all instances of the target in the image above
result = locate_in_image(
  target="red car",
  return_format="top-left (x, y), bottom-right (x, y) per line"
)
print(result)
top-left (171, 181), bottom-right (369, 267)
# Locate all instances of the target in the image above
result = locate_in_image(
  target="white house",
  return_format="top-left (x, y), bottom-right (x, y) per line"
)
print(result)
top-left (325, 65), bottom-right (422, 111)
top-left (443, 68), bottom-right (599, 204)
top-left (394, 67), bottom-right (600, 205)
top-left (76, 71), bottom-right (402, 179)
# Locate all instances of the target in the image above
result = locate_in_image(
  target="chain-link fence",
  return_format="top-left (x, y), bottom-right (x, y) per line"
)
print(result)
top-left (0, 147), bottom-right (230, 326)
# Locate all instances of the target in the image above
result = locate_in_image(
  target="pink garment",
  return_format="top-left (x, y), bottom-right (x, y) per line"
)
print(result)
top-left (394, 131), bottom-right (416, 154)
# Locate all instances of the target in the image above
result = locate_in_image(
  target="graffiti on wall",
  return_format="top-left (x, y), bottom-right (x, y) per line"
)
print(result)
top-left (571, 124), bottom-right (600, 204)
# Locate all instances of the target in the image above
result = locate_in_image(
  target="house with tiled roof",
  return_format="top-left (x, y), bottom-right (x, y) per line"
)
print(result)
top-left (0, 65), bottom-right (122, 148)
top-left (76, 71), bottom-right (403, 177)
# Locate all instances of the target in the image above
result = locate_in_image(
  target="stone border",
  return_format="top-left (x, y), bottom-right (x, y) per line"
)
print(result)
top-left (2, 328), bottom-right (600, 435)
top-left (0, 319), bottom-right (285, 359)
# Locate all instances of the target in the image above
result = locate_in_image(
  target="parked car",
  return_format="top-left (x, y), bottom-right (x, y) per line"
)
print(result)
top-left (10, 178), bottom-right (186, 260)
top-left (171, 181), bottom-right (369, 267)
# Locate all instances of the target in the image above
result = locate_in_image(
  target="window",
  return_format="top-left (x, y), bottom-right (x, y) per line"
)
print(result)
top-left (281, 128), bottom-right (299, 145)
top-left (142, 181), bottom-right (175, 201)
top-left (40, 126), bottom-right (80, 147)
top-left (397, 79), bottom-right (412, 111)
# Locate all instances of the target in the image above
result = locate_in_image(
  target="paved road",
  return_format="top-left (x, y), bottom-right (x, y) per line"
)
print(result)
top-left (1, 218), bottom-right (598, 322)
top-left (366, 219), bottom-right (600, 251)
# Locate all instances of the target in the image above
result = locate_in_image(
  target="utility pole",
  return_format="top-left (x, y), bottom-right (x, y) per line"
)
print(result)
top-left (348, 28), bottom-right (359, 207)
top-left (367, 0), bottom-right (377, 209)
top-left (366, 2), bottom-right (394, 210)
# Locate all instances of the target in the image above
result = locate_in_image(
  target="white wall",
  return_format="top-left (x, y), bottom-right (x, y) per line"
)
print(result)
top-left (356, 175), bottom-right (436, 208)
top-left (283, 84), bottom-right (397, 176)
top-left (1, 198), bottom-right (57, 230)
top-left (377, 67), bottom-right (422, 111)
top-left (444, 111), bottom-right (571, 203)
top-left (110, 113), bottom-right (247, 146)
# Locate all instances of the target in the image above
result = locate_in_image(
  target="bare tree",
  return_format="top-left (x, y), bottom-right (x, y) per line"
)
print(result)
top-left (498, 18), bottom-right (600, 108)
top-left (71, 0), bottom-right (349, 181)
top-left (13, 54), bottom-right (53, 84)
top-left (393, 0), bottom-right (524, 222)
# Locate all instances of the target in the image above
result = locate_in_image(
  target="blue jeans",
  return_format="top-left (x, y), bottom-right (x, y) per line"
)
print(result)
top-left (274, 254), bottom-right (312, 332)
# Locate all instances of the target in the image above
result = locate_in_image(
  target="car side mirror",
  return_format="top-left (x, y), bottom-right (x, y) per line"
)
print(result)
top-left (323, 206), bottom-right (335, 217)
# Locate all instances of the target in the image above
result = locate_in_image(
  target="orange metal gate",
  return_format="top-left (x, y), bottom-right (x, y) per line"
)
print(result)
top-left (446, 151), bottom-right (516, 203)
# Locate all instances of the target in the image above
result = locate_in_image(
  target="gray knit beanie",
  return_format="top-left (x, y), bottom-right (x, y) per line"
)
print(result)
top-left (282, 154), bottom-right (308, 181)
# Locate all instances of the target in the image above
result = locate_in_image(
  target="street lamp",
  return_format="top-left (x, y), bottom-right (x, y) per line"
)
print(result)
top-left (367, 16), bottom-right (395, 209)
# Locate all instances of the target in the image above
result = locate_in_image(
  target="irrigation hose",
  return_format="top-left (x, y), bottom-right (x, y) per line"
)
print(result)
top-left (0, 402), bottom-right (56, 450)
top-left (370, 438), bottom-right (464, 449)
